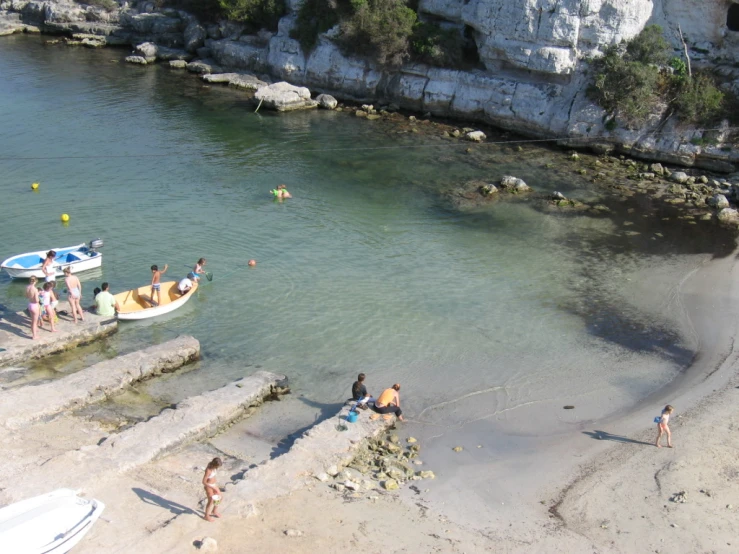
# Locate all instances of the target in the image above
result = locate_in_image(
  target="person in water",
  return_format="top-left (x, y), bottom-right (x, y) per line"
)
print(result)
top-left (189, 258), bottom-right (206, 281)
top-left (270, 184), bottom-right (292, 200)
top-left (63, 267), bottom-right (84, 324)
top-left (372, 383), bottom-right (404, 421)
top-left (25, 276), bottom-right (40, 339)
top-left (39, 281), bottom-right (58, 333)
top-left (655, 405), bottom-right (674, 448)
top-left (351, 373), bottom-right (373, 409)
top-left (202, 457), bottom-right (223, 522)
top-left (41, 250), bottom-right (56, 286)
top-left (150, 264), bottom-right (168, 305)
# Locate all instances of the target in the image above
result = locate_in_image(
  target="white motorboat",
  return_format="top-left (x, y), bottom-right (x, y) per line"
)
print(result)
top-left (1, 239), bottom-right (103, 280)
top-left (0, 488), bottom-right (105, 554)
top-left (113, 280), bottom-right (198, 320)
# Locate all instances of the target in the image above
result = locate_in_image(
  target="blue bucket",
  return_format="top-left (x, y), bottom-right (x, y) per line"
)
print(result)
top-left (346, 411), bottom-right (358, 423)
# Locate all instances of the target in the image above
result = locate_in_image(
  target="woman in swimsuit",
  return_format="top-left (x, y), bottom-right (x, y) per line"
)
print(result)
top-left (39, 281), bottom-right (58, 333)
top-left (63, 267), bottom-right (84, 324)
top-left (202, 457), bottom-right (223, 522)
top-left (25, 276), bottom-right (40, 340)
top-left (41, 250), bottom-right (56, 286)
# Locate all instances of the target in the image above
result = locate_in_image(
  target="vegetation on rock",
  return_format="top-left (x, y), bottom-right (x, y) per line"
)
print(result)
top-left (165, 0), bottom-right (284, 30)
top-left (589, 25), bottom-right (726, 129)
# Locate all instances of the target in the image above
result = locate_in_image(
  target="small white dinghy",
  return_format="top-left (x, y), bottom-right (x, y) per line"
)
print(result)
top-left (1, 239), bottom-right (104, 280)
top-left (0, 488), bottom-right (105, 554)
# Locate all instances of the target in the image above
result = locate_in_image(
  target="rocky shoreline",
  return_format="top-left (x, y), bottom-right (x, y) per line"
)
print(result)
top-left (2, 0), bottom-right (739, 172)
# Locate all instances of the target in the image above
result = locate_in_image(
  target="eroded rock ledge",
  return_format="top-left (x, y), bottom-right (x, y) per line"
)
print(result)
top-left (2, 1), bottom-right (739, 171)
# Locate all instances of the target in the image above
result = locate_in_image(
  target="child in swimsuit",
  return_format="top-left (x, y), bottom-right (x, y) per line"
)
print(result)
top-left (189, 258), bottom-right (206, 281)
top-left (655, 404), bottom-right (674, 448)
top-left (25, 276), bottom-right (40, 340)
top-left (63, 267), bottom-right (85, 324)
top-left (39, 281), bottom-right (58, 333)
top-left (150, 264), bottom-right (168, 306)
top-left (202, 457), bottom-right (223, 522)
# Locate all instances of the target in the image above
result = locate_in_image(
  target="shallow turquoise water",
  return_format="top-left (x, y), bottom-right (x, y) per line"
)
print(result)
top-left (0, 35), bottom-right (732, 434)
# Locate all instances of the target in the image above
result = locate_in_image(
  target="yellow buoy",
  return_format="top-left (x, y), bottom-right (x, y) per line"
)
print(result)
top-left (60, 213), bottom-right (70, 222)
top-left (31, 182), bottom-right (39, 190)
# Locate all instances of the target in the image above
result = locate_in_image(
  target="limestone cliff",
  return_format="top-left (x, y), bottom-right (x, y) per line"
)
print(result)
top-left (2, 0), bottom-right (739, 171)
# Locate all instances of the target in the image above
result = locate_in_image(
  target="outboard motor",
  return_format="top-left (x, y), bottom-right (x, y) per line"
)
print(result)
top-left (89, 238), bottom-right (104, 251)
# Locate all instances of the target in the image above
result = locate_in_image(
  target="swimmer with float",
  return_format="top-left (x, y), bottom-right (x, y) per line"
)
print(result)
top-left (270, 184), bottom-right (292, 200)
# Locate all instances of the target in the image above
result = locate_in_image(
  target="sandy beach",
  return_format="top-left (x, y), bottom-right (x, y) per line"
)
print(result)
top-left (11, 246), bottom-right (725, 553)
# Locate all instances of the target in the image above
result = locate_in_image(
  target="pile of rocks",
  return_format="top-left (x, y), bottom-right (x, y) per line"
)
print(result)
top-left (318, 431), bottom-right (434, 496)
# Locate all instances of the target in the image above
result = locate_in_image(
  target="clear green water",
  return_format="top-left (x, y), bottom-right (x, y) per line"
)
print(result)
top-left (0, 35), bottom-right (732, 435)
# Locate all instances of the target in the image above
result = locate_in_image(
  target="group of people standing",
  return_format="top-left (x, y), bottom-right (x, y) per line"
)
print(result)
top-left (24, 250), bottom-right (86, 339)
top-left (23, 253), bottom-right (209, 338)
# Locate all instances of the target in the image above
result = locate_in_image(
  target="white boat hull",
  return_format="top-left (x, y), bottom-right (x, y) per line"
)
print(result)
top-left (1, 243), bottom-right (102, 280)
top-left (0, 489), bottom-right (105, 554)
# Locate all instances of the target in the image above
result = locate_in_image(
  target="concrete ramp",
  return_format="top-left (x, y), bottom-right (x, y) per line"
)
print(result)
top-left (0, 335), bottom-right (200, 429)
top-left (3, 371), bottom-right (286, 501)
top-left (0, 307), bottom-right (117, 367)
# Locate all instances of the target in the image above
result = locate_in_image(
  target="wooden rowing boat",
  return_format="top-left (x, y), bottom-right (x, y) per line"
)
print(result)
top-left (113, 280), bottom-right (198, 321)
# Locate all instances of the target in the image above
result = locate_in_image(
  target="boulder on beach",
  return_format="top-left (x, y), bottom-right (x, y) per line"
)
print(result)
top-left (317, 94), bottom-right (338, 110)
top-left (184, 22), bottom-right (207, 53)
top-left (717, 207), bottom-right (739, 224)
top-left (254, 82), bottom-right (318, 112)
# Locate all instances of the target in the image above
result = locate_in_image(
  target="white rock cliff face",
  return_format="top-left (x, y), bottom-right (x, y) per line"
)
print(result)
top-left (2, 0), bottom-right (739, 169)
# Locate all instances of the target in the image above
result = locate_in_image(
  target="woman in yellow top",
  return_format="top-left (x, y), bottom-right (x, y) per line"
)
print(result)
top-left (373, 383), bottom-right (404, 421)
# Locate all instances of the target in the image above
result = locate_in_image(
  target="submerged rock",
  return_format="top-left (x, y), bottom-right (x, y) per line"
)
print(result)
top-left (202, 73), bottom-right (266, 90)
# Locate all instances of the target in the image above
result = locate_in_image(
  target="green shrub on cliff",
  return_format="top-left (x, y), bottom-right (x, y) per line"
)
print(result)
top-left (410, 21), bottom-right (463, 67)
top-left (337, 0), bottom-right (417, 67)
top-left (589, 25), bottom-right (727, 128)
top-left (216, 0), bottom-right (285, 30)
top-left (291, 0), bottom-right (346, 53)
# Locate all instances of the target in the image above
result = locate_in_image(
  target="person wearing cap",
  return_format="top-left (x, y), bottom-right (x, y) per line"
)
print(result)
top-left (372, 383), bottom-right (403, 421)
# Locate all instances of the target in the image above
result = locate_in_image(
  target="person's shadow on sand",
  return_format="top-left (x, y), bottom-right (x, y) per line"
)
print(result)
top-left (582, 430), bottom-right (653, 446)
top-left (132, 487), bottom-right (198, 516)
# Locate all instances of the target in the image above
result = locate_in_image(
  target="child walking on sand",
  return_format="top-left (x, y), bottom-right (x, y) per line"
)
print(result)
top-left (655, 405), bottom-right (674, 448)
top-left (202, 457), bottom-right (223, 522)
top-left (150, 264), bottom-right (168, 306)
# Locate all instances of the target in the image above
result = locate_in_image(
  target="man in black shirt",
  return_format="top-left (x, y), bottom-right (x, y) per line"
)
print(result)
top-left (351, 373), bottom-right (372, 409)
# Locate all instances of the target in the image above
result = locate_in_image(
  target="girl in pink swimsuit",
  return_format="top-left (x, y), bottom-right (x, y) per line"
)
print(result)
top-left (655, 405), bottom-right (674, 448)
top-left (25, 276), bottom-right (40, 340)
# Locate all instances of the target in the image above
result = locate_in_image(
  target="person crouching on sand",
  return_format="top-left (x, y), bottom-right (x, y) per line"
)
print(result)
top-left (655, 405), bottom-right (674, 448)
top-left (372, 383), bottom-right (404, 421)
top-left (203, 457), bottom-right (223, 521)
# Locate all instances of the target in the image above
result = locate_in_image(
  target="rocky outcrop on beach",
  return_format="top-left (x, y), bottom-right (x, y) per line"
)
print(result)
top-left (254, 81), bottom-right (317, 111)
top-left (2, 1), bottom-right (739, 168)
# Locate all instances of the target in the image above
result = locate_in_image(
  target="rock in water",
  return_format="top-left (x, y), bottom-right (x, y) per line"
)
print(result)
top-left (500, 176), bottom-right (531, 192)
top-left (317, 94), bottom-right (338, 109)
top-left (452, 446), bottom-right (463, 452)
top-left (552, 191), bottom-right (566, 200)
top-left (671, 171), bottom-right (689, 184)
top-left (125, 56), bottom-right (148, 65)
top-left (709, 194), bottom-right (730, 209)
top-left (406, 437), bottom-right (417, 444)
top-left (197, 537), bottom-right (218, 552)
top-left (465, 130), bottom-right (486, 142)
top-left (717, 208), bottom-right (739, 224)
top-left (383, 479), bottom-right (400, 491)
top-left (254, 82), bottom-right (318, 112)
top-left (169, 60), bottom-right (188, 69)
top-left (135, 42), bottom-right (157, 63)
top-left (417, 470), bottom-right (435, 479)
